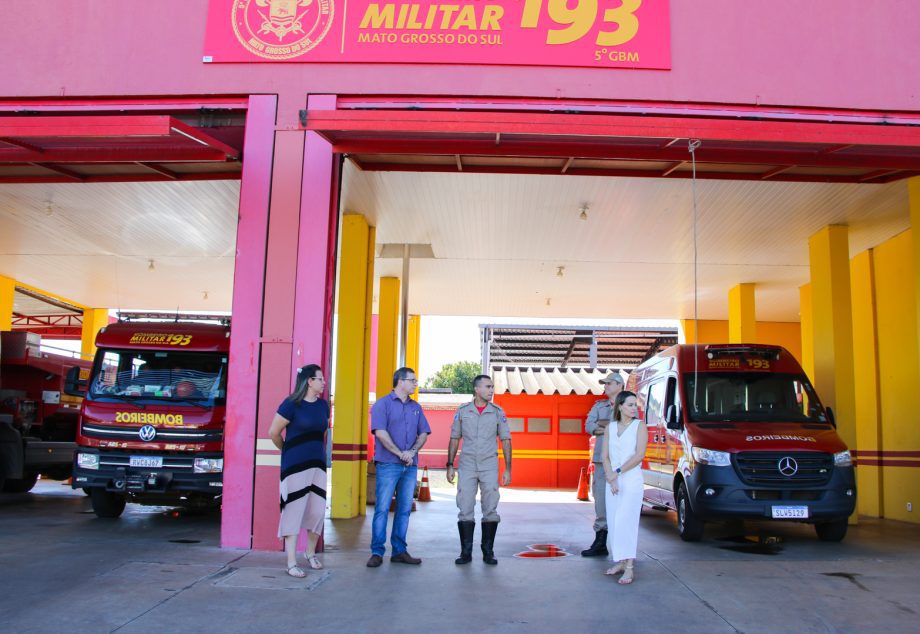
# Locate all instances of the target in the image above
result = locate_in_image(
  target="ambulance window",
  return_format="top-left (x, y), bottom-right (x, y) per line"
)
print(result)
top-left (507, 417), bottom-right (525, 433)
top-left (646, 380), bottom-right (666, 427)
top-left (527, 417), bottom-right (551, 433)
top-left (665, 376), bottom-right (679, 413)
top-left (559, 418), bottom-right (583, 434)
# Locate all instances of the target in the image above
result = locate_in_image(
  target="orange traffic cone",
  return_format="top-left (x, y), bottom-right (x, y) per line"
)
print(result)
top-left (417, 466), bottom-right (431, 502)
top-left (576, 467), bottom-right (590, 501)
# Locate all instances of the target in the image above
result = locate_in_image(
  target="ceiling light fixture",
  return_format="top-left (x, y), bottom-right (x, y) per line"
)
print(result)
top-left (147, 259), bottom-right (155, 272)
top-left (45, 202), bottom-right (54, 216)
top-left (202, 290), bottom-right (209, 300)
top-left (545, 297), bottom-right (552, 306)
top-left (579, 203), bottom-right (589, 221)
top-left (556, 266), bottom-right (565, 277)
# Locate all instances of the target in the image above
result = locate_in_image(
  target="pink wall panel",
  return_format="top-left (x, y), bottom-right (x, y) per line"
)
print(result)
top-left (2, 1), bottom-right (919, 112)
top-left (222, 95), bottom-right (276, 549)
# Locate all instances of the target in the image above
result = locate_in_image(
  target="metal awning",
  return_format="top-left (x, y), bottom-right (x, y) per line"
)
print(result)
top-left (0, 114), bottom-right (245, 183)
top-left (482, 324), bottom-right (678, 369)
top-left (307, 100), bottom-right (920, 184)
top-left (491, 366), bottom-right (623, 396)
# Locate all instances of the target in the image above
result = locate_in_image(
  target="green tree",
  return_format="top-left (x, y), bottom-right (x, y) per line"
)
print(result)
top-left (425, 361), bottom-right (482, 394)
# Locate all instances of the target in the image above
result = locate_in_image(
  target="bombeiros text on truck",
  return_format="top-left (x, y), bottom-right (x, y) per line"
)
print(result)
top-left (629, 344), bottom-right (856, 542)
top-left (66, 315), bottom-right (230, 518)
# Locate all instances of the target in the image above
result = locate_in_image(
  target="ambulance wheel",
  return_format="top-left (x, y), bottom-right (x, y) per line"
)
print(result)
top-left (814, 518), bottom-right (848, 542)
top-left (90, 488), bottom-right (126, 518)
top-left (2, 471), bottom-right (39, 493)
top-left (676, 482), bottom-right (705, 542)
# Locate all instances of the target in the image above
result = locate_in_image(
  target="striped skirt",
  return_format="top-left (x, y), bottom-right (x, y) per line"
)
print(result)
top-left (278, 466), bottom-right (327, 538)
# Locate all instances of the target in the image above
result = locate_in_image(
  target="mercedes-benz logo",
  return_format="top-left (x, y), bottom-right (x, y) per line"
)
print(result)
top-left (778, 456), bottom-right (798, 477)
top-left (138, 425), bottom-right (157, 442)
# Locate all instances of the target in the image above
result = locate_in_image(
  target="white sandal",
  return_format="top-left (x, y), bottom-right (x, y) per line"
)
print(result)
top-left (287, 565), bottom-right (306, 578)
top-left (305, 554), bottom-right (323, 570)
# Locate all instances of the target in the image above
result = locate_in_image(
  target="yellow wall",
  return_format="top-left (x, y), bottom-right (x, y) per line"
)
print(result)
top-left (850, 250), bottom-right (883, 517)
top-left (375, 277), bottom-right (400, 399)
top-left (0, 274), bottom-right (14, 330)
top-left (799, 284), bottom-right (815, 382)
top-left (728, 283), bottom-right (757, 342)
top-left (872, 229), bottom-right (920, 522)
top-left (680, 319), bottom-right (802, 364)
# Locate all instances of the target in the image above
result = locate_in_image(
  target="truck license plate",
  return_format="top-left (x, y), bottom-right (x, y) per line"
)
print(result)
top-left (129, 456), bottom-right (163, 469)
top-left (772, 505), bottom-right (809, 519)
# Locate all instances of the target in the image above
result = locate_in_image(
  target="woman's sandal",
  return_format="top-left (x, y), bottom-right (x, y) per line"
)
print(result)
top-left (286, 565), bottom-right (306, 578)
top-left (604, 562), bottom-right (626, 576)
top-left (618, 564), bottom-right (635, 585)
top-left (304, 555), bottom-right (323, 570)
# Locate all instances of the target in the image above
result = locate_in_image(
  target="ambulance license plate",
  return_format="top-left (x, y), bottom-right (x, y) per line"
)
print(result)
top-left (129, 456), bottom-right (163, 469)
top-left (772, 505), bottom-right (808, 519)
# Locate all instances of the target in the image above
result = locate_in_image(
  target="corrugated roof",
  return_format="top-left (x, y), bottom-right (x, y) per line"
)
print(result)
top-left (492, 366), bottom-right (627, 396)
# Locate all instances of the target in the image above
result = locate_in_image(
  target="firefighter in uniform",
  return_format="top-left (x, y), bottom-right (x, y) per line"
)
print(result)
top-left (446, 374), bottom-right (512, 565)
top-left (581, 371), bottom-right (624, 557)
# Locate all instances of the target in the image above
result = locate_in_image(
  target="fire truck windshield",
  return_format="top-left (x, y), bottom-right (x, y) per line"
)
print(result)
top-left (88, 348), bottom-right (228, 405)
top-left (684, 372), bottom-right (827, 424)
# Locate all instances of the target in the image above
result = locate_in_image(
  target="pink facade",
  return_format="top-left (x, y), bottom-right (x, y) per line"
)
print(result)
top-left (3, 0), bottom-right (919, 550)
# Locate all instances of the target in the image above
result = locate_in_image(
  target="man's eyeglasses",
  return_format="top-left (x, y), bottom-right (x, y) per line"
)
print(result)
top-left (401, 378), bottom-right (418, 383)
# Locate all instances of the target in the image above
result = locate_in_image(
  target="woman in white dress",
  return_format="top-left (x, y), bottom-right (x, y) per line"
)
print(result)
top-left (601, 390), bottom-right (648, 584)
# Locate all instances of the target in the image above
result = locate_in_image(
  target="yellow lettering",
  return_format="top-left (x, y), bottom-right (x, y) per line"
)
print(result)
top-left (439, 5), bottom-right (459, 29)
top-left (452, 5), bottom-right (478, 30)
top-left (396, 4), bottom-right (409, 28)
top-left (481, 6), bottom-right (503, 30)
top-left (359, 4), bottom-right (395, 29)
top-left (406, 4), bottom-right (423, 28)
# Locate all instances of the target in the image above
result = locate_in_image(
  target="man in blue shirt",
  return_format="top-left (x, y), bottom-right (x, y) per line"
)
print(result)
top-left (367, 367), bottom-right (431, 567)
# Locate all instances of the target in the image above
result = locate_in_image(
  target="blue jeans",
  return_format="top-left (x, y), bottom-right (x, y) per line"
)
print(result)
top-left (371, 462), bottom-right (417, 556)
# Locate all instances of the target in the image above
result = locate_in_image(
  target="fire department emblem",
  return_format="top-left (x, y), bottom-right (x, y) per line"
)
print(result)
top-left (232, 0), bottom-right (334, 61)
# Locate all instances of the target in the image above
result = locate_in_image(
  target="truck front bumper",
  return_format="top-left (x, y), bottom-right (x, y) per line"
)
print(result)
top-left (72, 449), bottom-right (223, 496)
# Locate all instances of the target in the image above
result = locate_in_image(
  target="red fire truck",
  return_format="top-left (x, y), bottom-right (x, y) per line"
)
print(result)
top-left (70, 319), bottom-right (230, 518)
top-left (0, 331), bottom-right (92, 493)
top-left (630, 344), bottom-right (856, 542)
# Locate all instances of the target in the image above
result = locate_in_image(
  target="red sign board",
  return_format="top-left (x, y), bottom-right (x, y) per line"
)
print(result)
top-left (204, 0), bottom-right (670, 69)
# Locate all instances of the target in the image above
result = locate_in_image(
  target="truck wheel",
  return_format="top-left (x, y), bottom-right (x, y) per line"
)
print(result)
top-left (2, 471), bottom-right (39, 493)
top-left (814, 518), bottom-right (848, 542)
top-left (89, 488), bottom-right (127, 518)
top-left (676, 482), bottom-right (705, 542)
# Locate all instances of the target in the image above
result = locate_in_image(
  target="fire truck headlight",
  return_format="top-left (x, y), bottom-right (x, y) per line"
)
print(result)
top-left (690, 446), bottom-right (731, 466)
top-left (77, 452), bottom-right (100, 470)
top-left (194, 458), bottom-right (224, 473)
top-left (833, 450), bottom-right (853, 467)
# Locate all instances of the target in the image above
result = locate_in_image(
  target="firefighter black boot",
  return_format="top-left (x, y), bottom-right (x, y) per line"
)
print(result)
top-left (455, 521), bottom-right (475, 565)
top-left (581, 529), bottom-right (608, 557)
top-left (481, 521), bottom-right (498, 565)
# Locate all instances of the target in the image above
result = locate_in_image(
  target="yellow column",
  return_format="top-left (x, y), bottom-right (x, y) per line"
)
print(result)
top-left (0, 274), bottom-right (14, 331)
top-left (358, 226), bottom-right (376, 515)
top-left (850, 250), bottom-right (883, 517)
top-left (799, 284), bottom-right (815, 382)
top-left (375, 278), bottom-right (400, 399)
top-left (407, 314), bottom-right (421, 399)
top-left (331, 214), bottom-right (373, 519)
top-left (80, 308), bottom-right (109, 359)
top-left (680, 319), bottom-right (698, 344)
top-left (909, 177), bottom-right (920, 368)
top-left (809, 226), bottom-right (857, 523)
top-left (728, 283), bottom-right (756, 343)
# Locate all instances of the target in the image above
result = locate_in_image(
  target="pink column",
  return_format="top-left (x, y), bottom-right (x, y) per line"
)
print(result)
top-left (221, 95), bottom-right (277, 549)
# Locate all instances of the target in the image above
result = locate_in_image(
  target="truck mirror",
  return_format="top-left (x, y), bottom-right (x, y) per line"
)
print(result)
top-left (665, 404), bottom-right (682, 430)
top-left (825, 406), bottom-right (836, 428)
top-left (63, 365), bottom-right (87, 398)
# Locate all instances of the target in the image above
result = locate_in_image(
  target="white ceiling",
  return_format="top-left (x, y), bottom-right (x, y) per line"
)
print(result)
top-left (0, 165), bottom-right (910, 322)
top-left (342, 162), bottom-right (910, 321)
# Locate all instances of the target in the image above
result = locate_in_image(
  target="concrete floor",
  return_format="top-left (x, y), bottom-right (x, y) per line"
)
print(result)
top-left (1, 478), bottom-right (918, 634)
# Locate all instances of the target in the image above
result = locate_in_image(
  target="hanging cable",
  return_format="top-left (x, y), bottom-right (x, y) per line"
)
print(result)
top-left (689, 139), bottom-right (702, 414)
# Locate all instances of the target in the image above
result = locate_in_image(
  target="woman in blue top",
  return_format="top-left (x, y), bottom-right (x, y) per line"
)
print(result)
top-left (269, 364), bottom-right (330, 578)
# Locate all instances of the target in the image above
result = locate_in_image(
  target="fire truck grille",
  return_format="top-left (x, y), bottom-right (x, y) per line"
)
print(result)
top-left (733, 452), bottom-right (834, 487)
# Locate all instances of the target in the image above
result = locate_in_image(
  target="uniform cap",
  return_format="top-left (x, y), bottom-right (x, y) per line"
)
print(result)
top-left (599, 372), bottom-right (624, 385)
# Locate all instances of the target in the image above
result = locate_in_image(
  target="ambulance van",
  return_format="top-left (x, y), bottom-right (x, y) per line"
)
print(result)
top-left (628, 344), bottom-right (855, 542)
